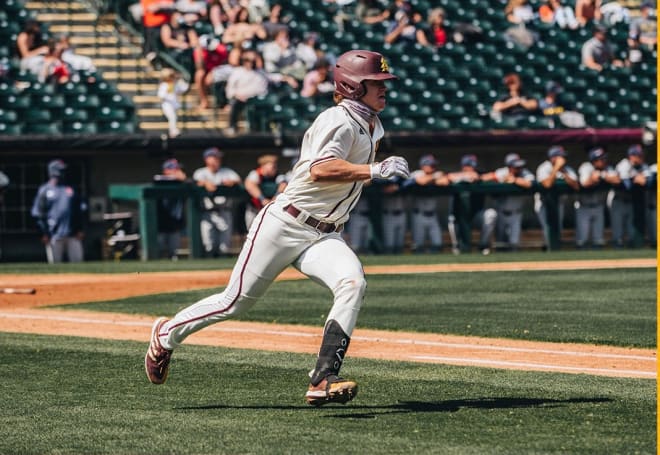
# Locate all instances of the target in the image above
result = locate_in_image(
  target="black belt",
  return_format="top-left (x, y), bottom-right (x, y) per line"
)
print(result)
top-left (284, 204), bottom-right (342, 233)
top-left (414, 210), bottom-right (436, 217)
top-left (502, 210), bottom-right (521, 215)
top-left (581, 203), bottom-right (601, 208)
top-left (384, 210), bottom-right (404, 215)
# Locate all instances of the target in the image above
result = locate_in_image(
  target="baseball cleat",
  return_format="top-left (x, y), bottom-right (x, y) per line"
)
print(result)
top-left (305, 375), bottom-right (358, 406)
top-left (145, 317), bottom-right (172, 384)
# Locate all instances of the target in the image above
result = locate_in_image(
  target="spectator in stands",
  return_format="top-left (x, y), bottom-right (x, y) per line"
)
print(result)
top-left (300, 58), bottom-right (334, 98)
top-left (491, 73), bottom-right (539, 122)
top-left (140, 0), bottom-right (175, 62)
top-left (221, 6), bottom-right (267, 45)
top-left (194, 35), bottom-right (230, 110)
top-left (193, 147), bottom-right (242, 257)
top-left (31, 159), bottom-right (86, 263)
top-left (296, 32), bottom-right (321, 70)
top-left (534, 145), bottom-right (579, 250)
top-left (158, 67), bottom-right (189, 137)
top-left (57, 35), bottom-right (96, 74)
top-left (409, 154), bottom-right (449, 253)
top-left (417, 7), bottom-right (449, 48)
top-left (224, 49), bottom-right (269, 135)
top-left (244, 154), bottom-right (287, 229)
top-left (39, 39), bottom-right (71, 85)
top-left (538, 80), bottom-right (567, 128)
top-left (447, 154), bottom-right (498, 255)
top-left (504, 0), bottom-right (538, 49)
top-left (262, 29), bottom-right (307, 80)
top-left (538, 0), bottom-right (578, 30)
top-left (16, 19), bottom-right (48, 75)
top-left (628, 1), bottom-right (657, 50)
top-left (207, 45), bottom-right (243, 109)
top-left (154, 158), bottom-right (188, 259)
top-left (261, 3), bottom-right (290, 40)
top-left (575, 147), bottom-right (620, 249)
top-left (505, 0), bottom-right (536, 24)
top-left (575, 0), bottom-right (602, 27)
top-left (491, 153), bottom-right (535, 251)
top-left (160, 11), bottom-right (199, 73)
top-left (384, 8), bottom-right (426, 46)
top-left (175, 0), bottom-right (208, 25)
top-left (581, 24), bottom-right (624, 72)
top-left (355, 0), bottom-right (389, 24)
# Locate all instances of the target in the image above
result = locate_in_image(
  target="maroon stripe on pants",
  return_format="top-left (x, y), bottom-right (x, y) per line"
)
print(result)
top-left (163, 204), bottom-right (272, 335)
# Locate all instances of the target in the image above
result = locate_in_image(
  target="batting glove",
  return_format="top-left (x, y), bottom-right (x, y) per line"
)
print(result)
top-left (370, 156), bottom-right (410, 179)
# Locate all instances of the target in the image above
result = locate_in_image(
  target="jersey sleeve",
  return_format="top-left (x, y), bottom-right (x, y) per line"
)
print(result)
top-left (578, 163), bottom-right (592, 185)
top-left (245, 169), bottom-right (259, 183)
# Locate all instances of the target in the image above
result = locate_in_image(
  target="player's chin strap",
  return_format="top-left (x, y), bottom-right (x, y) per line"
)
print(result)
top-left (309, 319), bottom-right (351, 386)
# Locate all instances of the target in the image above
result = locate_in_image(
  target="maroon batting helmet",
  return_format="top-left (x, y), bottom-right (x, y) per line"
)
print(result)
top-left (334, 50), bottom-right (397, 100)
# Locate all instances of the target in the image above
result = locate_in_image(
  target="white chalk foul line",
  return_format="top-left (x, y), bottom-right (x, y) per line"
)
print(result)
top-left (0, 312), bottom-right (654, 365)
top-left (411, 355), bottom-right (657, 378)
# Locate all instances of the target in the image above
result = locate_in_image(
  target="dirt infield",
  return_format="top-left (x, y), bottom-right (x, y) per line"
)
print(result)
top-left (0, 258), bottom-right (655, 379)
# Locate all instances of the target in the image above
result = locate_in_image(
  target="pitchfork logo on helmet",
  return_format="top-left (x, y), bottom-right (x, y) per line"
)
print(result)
top-left (380, 56), bottom-right (389, 73)
top-left (334, 49), bottom-right (397, 100)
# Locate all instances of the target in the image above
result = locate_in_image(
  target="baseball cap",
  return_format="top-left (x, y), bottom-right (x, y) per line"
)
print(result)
top-left (593, 24), bottom-right (607, 34)
top-left (588, 147), bottom-right (606, 162)
top-left (504, 153), bottom-right (521, 166)
top-left (627, 144), bottom-right (644, 157)
top-left (641, 1), bottom-right (654, 9)
top-left (162, 158), bottom-right (181, 171)
top-left (547, 145), bottom-right (567, 158)
top-left (419, 154), bottom-right (437, 167)
top-left (460, 154), bottom-right (478, 168)
top-left (545, 81), bottom-right (562, 95)
top-left (48, 159), bottom-right (67, 177)
top-left (203, 147), bottom-right (223, 159)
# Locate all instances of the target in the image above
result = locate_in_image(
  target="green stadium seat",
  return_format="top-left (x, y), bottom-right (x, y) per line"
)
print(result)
top-left (0, 94), bottom-right (30, 111)
top-left (63, 121), bottom-right (98, 134)
top-left (457, 116), bottom-right (484, 130)
top-left (23, 108), bottom-right (51, 123)
top-left (97, 106), bottom-right (127, 121)
top-left (0, 108), bottom-right (17, 123)
top-left (408, 103), bottom-right (432, 119)
top-left (523, 116), bottom-right (554, 129)
top-left (0, 122), bottom-right (22, 135)
top-left (490, 116), bottom-right (519, 129)
top-left (390, 117), bottom-right (416, 131)
top-left (59, 81), bottom-right (88, 96)
top-left (62, 106), bottom-right (89, 122)
top-left (422, 116), bottom-right (451, 131)
top-left (24, 122), bottom-right (61, 135)
top-left (73, 94), bottom-right (102, 111)
top-left (24, 82), bottom-right (55, 96)
top-left (98, 120), bottom-right (136, 134)
top-left (35, 94), bottom-right (66, 110)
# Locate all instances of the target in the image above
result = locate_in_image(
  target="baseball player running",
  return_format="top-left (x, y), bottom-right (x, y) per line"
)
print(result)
top-left (145, 50), bottom-right (410, 406)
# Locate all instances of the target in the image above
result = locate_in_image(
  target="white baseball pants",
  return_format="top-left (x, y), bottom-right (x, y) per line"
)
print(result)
top-left (160, 203), bottom-right (366, 350)
top-left (46, 237), bottom-right (83, 263)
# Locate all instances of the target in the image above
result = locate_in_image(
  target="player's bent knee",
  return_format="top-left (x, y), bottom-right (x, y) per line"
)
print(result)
top-left (334, 276), bottom-right (367, 300)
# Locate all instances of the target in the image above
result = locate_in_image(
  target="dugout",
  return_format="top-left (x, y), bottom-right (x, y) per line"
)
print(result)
top-left (0, 127), bottom-right (652, 261)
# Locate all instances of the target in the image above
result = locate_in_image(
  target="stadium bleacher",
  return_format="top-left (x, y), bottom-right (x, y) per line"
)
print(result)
top-left (0, 0), bottom-right (656, 136)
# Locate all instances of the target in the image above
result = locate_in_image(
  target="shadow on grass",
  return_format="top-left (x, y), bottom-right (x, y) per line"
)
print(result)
top-left (177, 397), bottom-right (611, 419)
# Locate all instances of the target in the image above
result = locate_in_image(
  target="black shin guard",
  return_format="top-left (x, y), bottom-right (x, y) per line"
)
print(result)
top-left (310, 319), bottom-right (351, 386)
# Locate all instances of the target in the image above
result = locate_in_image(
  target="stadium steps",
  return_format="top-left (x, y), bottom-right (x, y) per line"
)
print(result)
top-left (35, 2), bottom-right (233, 135)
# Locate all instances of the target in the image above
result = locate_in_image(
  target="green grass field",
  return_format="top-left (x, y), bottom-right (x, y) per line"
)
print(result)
top-left (1, 250), bottom-right (656, 454)
top-left (0, 333), bottom-right (655, 455)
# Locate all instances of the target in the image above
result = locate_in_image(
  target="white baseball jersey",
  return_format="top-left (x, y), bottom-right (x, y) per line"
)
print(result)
top-left (536, 160), bottom-right (578, 183)
top-left (192, 166), bottom-right (241, 186)
top-left (578, 162), bottom-right (617, 205)
top-left (493, 166), bottom-right (534, 212)
top-left (278, 103), bottom-right (383, 224)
